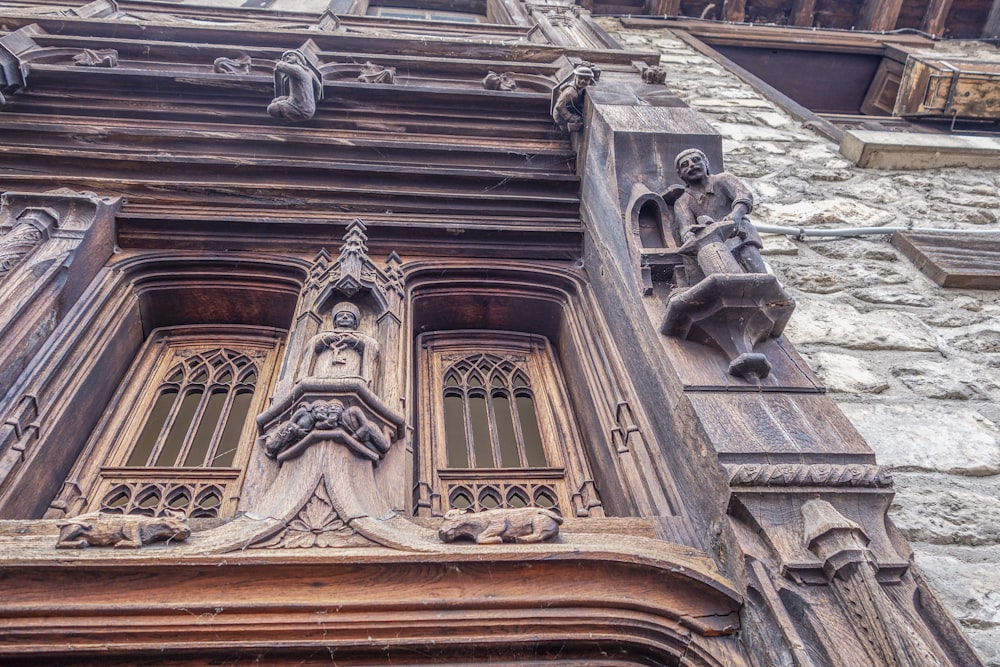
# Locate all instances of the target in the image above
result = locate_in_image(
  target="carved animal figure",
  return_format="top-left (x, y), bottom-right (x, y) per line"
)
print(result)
top-left (438, 507), bottom-right (562, 545)
top-left (56, 511), bottom-right (191, 549)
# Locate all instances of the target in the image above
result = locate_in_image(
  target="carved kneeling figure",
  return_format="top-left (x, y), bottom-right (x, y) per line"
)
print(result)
top-left (56, 511), bottom-right (191, 549)
top-left (438, 507), bottom-right (562, 545)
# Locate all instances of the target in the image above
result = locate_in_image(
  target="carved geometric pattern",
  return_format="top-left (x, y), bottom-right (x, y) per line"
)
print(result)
top-left (727, 464), bottom-right (893, 488)
top-left (253, 481), bottom-right (376, 549)
top-left (100, 481), bottom-right (225, 518)
top-left (446, 481), bottom-right (562, 515)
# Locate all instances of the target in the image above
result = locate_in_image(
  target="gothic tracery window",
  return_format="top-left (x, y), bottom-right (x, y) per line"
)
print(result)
top-left (49, 326), bottom-right (282, 520)
top-left (417, 330), bottom-right (601, 518)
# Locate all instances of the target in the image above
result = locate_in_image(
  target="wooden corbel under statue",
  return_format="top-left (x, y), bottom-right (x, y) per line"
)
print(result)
top-left (660, 148), bottom-right (794, 381)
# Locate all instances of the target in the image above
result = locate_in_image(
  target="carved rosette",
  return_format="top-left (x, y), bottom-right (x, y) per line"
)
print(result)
top-left (253, 480), bottom-right (376, 549)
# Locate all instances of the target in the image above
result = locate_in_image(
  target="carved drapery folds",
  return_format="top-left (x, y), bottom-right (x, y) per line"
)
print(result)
top-left (0, 207), bottom-right (54, 280)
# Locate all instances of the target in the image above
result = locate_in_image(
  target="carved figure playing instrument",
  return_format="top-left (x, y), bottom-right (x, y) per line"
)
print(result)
top-left (672, 148), bottom-right (766, 276)
top-left (268, 49), bottom-right (323, 122)
top-left (438, 507), bottom-right (562, 544)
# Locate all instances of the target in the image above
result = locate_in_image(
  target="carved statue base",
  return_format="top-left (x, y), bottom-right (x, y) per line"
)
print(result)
top-left (661, 273), bottom-right (795, 381)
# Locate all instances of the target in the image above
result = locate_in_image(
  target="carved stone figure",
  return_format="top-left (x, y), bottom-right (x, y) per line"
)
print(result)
top-left (673, 148), bottom-right (765, 276)
top-left (55, 510), bottom-right (190, 549)
top-left (263, 399), bottom-right (391, 463)
top-left (73, 48), bottom-right (118, 67)
top-left (268, 49), bottom-right (323, 122)
top-left (641, 66), bottom-right (666, 84)
top-left (438, 507), bottom-right (563, 544)
top-left (214, 54), bottom-right (252, 75)
top-left (357, 61), bottom-right (395, 84)
top-left (551, 66), bottom-right (595, 132)
top-left (483, 71), bottom-right (517, 91)
top-left (302, 301), bottom-right (379, 386)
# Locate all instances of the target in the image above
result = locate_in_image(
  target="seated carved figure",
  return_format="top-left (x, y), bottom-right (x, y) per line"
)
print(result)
top-left (438, 507), bottom-right (563, 545)
top-left (267, 49), bottom-right (322, 122)
top-left (551, 66), bottom-right (595, 132)
top-left (672, 148), bottom-right (766, 277)
top-left (56, 511), bottom-right (190, 549)
top-left (264, 399), bottom-right (391, 463)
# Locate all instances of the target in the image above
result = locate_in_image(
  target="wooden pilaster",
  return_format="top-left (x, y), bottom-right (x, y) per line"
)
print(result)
top-left (789, 0), bottom-right (817, 26)
top-left (646, 0), bottom-right (680, 15)
top-left (920, 0), bottom-right (954, 36)
top-left (984, 0), bottom-right (1000, 38)
top-left (722, 0), bottom-right (747, 22)
top-left (857, 0), bottom-right (904, 31)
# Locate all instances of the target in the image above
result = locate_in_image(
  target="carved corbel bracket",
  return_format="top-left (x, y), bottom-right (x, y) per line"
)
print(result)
top-left (0, 24), bottom-right (43, 99)
top-left (660, 273), bottom-right (795, 380)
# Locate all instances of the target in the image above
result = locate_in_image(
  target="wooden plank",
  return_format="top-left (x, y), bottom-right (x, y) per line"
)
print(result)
top-left (920, 0), bottom-right (954, 36)
top-left (985, 0), bottom-right (1000, 38)
top-left (647, 0), bottom-right (681, 14)
top-left (857, 0), bottom-right (905, 31)
top-left (892, 231), bottom-right (1000, 289)
top-left (789, 0), bottom-right (817, 26)
top-left (722, 0), bottom-right (747, 22)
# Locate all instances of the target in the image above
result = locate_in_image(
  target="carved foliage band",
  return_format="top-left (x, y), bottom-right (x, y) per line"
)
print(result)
top-left (727, 464), bottom-right (892, 488)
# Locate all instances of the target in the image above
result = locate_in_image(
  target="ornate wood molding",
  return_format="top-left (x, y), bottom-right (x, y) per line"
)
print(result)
top-left (726, 463), bottom-right (892, 488)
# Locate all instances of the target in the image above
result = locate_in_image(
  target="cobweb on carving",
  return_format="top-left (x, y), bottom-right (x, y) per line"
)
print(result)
top-left (253, 480), bottom-right (376, 549)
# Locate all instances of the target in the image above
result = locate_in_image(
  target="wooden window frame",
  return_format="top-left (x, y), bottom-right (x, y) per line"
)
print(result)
top-left (50, 325), bottom-right (283, 519)
top-left (416, 330), bottom-right (598, 517)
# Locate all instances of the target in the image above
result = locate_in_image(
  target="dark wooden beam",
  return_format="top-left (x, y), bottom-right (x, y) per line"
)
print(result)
top-left (722, 0), bottom-right (746, 22)
top-left (646, 0), bottom-right (680, 15)
top-left (857, 0), bottom-right (904, 31)
top-left (985, 0), bottom-right (1000, 38)
top-left (789, 0), bottom-right (817, 26)
top-left (920, 0), bottom-right (954, 36)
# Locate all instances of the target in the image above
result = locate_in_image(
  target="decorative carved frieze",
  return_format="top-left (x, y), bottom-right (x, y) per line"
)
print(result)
top-left (438, 507), bottom-right (562, 544)
top-left (727, 463), bottom-right (892, 488)
top-left (55, 510), bottom-right (190, 549)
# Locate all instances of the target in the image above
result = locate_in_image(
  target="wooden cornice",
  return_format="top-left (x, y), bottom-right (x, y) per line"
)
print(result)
top-left (0, 519), bottom-right (743, 664)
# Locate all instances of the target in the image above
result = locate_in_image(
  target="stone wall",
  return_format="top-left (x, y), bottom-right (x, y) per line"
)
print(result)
top-left (599, 20), bottom-right (1000, 665)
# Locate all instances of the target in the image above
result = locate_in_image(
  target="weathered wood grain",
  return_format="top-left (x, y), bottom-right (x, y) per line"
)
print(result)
top-left (892, 230), bottom-right (1000, 289)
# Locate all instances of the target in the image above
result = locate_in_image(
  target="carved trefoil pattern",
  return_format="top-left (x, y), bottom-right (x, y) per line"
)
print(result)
top-left (99, 479), bottom-right (228, 518)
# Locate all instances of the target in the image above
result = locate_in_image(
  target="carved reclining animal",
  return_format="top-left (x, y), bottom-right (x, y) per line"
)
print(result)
top-left (56, 511), bottom-right (191, 549)
top-left (438, 507), bottom-right (562, 545)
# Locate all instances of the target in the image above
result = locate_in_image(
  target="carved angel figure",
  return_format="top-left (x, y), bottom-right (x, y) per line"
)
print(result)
top-left (267, 49), bottom-right (323, 122)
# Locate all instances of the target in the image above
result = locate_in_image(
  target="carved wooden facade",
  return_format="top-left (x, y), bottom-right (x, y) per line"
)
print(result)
top-left (0, 0), bottom-right (986, 665)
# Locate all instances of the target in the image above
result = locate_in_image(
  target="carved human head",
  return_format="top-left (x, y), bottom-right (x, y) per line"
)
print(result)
top-left (312, 399), bottom-right (345, 420)
top-left (675, 148), bottom-right (709, 184)
top-left (572, 66), bottom-right (595, 88)
top-left (281, 49), bottom-right (306, 65)
top-left (332, 301), bottom-right (360, 329)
